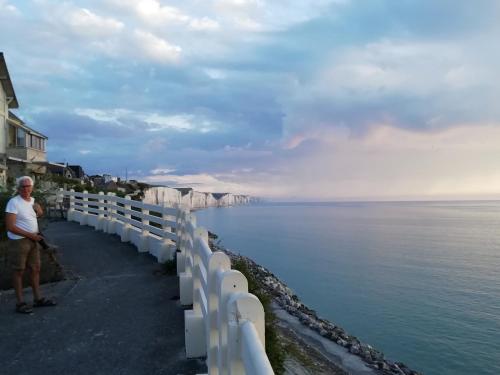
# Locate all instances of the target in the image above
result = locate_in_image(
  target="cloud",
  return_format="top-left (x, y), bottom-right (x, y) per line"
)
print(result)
top-left (63, 8), bottom-right (124, 38)
top-left (213, 0), bottom-right (338, 31)
top-left (0, 0), bottom-right (19, 15)
top-left (107, 0), bottom-right (219, 30)
top-left (74, 108), bottom-right (216, 133)
top-left (133, 30), bottom-right (182, 63)
top-left (144, 113), bottom-right (216, 132)
top-left (150, 168), bottom-right (176, 175)
top-left (245, 123), bottom-right (500, 200)
top-left (139, 171), bottom-right (249, 193)
top-left (204, 68), bottom-right (227, 80)
top-left (278, 37), bottom-right (500, 145)
top-left (319, 40), bottom-right (483, 96)
top-left (135, 0), bottom-right (190, 24)
top-left (3, 0), bottom-right (500, 200)
top-left (30, 111), bottom-right (134, 141)
top-left (189, 17), bottom-right (220, 31)
top-left (74, 108), bottom-right (131, 124)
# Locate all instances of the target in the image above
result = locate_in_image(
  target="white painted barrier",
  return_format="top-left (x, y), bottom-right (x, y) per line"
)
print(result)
top-left (64, 189), bottom-right (177, 262)
top-left (60, 189), bottom-right (274, 375)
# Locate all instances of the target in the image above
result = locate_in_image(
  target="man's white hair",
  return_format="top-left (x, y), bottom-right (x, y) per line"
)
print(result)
top-left (16, 176), bottom-right (34, 189)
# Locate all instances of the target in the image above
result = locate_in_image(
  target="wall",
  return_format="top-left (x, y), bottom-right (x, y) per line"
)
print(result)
top-left (0, 86), bottom-right (7, 186)
top-left (7, 146), bottom-right (46, 162)
top-left (0, 85), bottom-right (6, 155)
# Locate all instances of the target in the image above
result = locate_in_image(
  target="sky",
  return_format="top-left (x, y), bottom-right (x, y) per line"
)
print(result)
top-left (1, 0), bottom-right (500, 201)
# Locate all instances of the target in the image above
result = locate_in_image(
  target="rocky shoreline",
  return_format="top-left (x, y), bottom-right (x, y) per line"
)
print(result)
top-left (210, 239), bottom-right (422, 375)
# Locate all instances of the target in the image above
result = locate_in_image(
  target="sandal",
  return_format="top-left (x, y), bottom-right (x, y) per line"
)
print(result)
top-left (33, 298), bottom-right (57, 307)
top-left (16, 302), bottom-right (33, 314)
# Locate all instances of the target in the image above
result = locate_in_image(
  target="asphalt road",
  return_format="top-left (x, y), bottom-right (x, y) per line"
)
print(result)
top-left (0, 220), bottom-right (206, 375)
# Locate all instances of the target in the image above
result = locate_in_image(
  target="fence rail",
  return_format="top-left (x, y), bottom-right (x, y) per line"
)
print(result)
top-left (59, 189), bottom-right (274, 375)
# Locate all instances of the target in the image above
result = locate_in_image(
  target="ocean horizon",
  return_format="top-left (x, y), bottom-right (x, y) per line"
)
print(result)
top-left (196, 200), bottom-right (500, 375)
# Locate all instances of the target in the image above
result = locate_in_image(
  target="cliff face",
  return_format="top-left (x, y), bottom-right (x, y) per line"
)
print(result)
top-left (142, 186), bottom-right (182, 207)
top-left (142, 186), bottom-right (252, 209)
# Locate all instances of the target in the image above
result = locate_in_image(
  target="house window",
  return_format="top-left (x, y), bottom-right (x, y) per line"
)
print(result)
top-left (16, 128), bottom-right (26, 147)
top-left (8, 125), bottom-right (15, 147)
top-left (27, 134), bottom-right (45, 150)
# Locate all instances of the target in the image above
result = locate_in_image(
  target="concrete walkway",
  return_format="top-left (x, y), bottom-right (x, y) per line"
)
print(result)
top-left (0, 220), bottom-right (206, 375)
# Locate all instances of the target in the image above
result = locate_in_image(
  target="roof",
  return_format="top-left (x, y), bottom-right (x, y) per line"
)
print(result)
top-left (46, 163), bottom-right (75, 177)
top-left (0, 52), bottom-right (19, 108)
top-left (68, 165), bottom-right (85, 178)
top-left (7, 111), bottom-right (48, 139)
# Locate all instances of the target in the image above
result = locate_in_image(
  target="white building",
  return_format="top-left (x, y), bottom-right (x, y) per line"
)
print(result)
top-left (102, 174), bottom-right (117, 183)
top-left (6, 111), bottom-right (48, 179)
top-left (0, 52), bottom-right (48, 187)
top-left (0, 52), bottom-right (19, 186)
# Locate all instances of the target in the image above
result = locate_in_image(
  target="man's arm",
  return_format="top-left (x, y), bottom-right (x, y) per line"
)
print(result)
top-left (33, 203), bottom-right (43, 218)
top-left (5, 213), bottom-right (42, 241)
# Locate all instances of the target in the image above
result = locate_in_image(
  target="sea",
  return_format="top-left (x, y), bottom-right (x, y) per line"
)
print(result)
top-left (195, 201), bottom-right (500, 375)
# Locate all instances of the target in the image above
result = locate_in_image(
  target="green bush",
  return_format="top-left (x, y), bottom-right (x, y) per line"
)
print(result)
top-left (0, 192), bottom-right (13, 241)
top-left (115, 191), bottom-right (126, 198)
top-left (163, 255), bottom-right (177, 275)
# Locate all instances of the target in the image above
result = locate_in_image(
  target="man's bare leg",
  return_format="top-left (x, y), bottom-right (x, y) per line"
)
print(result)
top-left (30, 266), bottom-right (42, 301)
top-left (12, 270), bottom-right (25, 304)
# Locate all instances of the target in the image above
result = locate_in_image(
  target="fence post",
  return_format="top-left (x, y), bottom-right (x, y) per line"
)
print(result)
top-left (139, 207), bottom-right (149, 252)
top-left (120, 195), bottom-right (132, 243)
top-left (227, 293), bottom-right (267, 375)
top-left (185, 297), bottom-right (206, 359)
top-left (106, 192), bottom-right (115, 234)
top-left (184, 217), bottom-right (209, 359)
top-left (97, 191), bottom-right (105, 231)
top-left (56, 188), bottom-right (64, 219)
top-left (217, 270), bottom-right (248, 375)
top-left (180, 213), bottom-right (196, 305)
top-left (192, 231), bottom-right (202, 315)
top-left (79, 190), bottom-right (89, 226)
top-left (176, 209), bottom-right (186, 275)
top-left (187, 213), bottom-right (197, 274)
top-left (206, 249), bottom-right (231, 375)
top-left (67, 189), bottom-right (75, 222)
top-left (160, 206), bottom-right (175, 261)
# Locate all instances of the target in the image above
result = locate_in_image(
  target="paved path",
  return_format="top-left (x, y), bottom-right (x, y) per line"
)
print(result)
top-left (0, 220), bottom-right (206, 375)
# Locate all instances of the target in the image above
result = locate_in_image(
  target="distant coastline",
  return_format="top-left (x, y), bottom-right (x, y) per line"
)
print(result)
top-left (142, 185), bottom-right (256, 209)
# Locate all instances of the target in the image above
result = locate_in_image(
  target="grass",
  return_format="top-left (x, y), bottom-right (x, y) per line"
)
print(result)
top-left (283, 340), bottom-right (316, 368)
top-left (163, 256), bottom-right (177, 275)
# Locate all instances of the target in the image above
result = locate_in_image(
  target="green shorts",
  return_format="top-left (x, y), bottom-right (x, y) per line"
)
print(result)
top-left (8, 238), bottom-right (41, 271)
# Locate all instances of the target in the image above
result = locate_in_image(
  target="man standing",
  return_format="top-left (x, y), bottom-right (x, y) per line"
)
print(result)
top-left (5, 176), bottom-right (56, 314)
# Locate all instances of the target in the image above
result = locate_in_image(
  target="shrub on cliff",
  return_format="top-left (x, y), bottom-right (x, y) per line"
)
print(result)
top-left (231, 258), bottom-right (286, 374)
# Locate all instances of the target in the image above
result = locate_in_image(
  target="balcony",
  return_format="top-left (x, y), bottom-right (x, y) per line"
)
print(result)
top-left (7, 145), bottom-right (46, 163)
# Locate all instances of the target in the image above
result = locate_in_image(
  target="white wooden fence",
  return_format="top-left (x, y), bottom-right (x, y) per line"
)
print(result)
top-left (60, 189), bottom-right (274, 375)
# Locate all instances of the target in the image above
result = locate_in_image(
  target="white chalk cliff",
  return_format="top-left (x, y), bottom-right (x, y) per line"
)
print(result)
top-left (142, 186), bottom-right (252, 209)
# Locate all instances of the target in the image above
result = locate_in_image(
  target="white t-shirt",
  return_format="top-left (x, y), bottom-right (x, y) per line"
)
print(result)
top-left (5, 195), bottom-right (39, 240)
